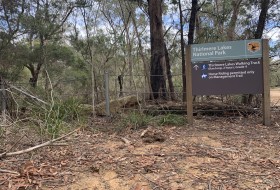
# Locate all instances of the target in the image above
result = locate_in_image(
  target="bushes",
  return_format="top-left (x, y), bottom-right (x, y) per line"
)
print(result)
top-left (118, 112), bottom-right (152, 130)
top-left (43, 98), bottom-right (82, 138)
top-left (118, 112), bottom-right (187, 130)
top-left (156, 114), bottom-right (187, 126)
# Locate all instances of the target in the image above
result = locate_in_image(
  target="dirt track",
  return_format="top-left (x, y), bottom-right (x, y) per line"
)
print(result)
top-left (271, 88), bottom-right (280, 106)
top-left (1, 89), bottom-right (280, 190)
top-left (1, 111), bottom-right (280, 190)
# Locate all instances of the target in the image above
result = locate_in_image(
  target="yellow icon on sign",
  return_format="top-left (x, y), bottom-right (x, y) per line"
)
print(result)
top-left (247, 41), bottom-right (261, 52)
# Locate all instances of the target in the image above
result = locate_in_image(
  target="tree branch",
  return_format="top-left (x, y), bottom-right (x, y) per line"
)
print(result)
top-left (0, 128), bottom-right (80, 159)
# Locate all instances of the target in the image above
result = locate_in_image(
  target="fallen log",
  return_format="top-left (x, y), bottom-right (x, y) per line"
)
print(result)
top-left (80, 95), bottom-right (139, 116)
top-left (143, 102), bottom-right (260, 117)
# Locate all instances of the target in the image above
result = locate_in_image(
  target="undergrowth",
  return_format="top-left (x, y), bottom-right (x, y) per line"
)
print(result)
top-left (156, 114), bottom-right (187, 126)
top-left (118, 112), bottom-right (152, 130)
top-left (32, 98), bottom-right (84, 139)
top-left (117, 112), bottom-right (187, 130)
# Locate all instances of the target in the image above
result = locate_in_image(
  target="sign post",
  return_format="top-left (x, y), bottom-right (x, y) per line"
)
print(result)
top-left (262, 39), bottom-right (271, 126)
top-left (186, 45), bottom-right (193, 125)
top-left (186, 39), bottom-right (271, 126)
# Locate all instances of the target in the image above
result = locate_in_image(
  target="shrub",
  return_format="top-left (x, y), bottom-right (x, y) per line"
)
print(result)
top-left (156, 114), bottom-right (187, 126)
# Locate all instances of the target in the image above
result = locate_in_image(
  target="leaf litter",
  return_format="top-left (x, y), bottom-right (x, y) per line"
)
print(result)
top-left (0, 109), bottom-right (280, 190)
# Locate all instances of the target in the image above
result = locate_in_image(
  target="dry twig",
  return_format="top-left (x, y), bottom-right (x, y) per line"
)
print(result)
top-left (0, 169), bottom-right (20, 176)
top-left (140, 173), bottom-right (164, 189)
top-left (0, 128), bottom-right (80, 159)
top-left (120, 137), bottom-right (131, 144)
top-left (196, 144), bottom-right (239, 153)
top-left (8, 85), bottom-right (49, 105)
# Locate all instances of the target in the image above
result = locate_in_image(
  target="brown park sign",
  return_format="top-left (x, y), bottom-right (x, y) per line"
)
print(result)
top-left (185, 39), bottom-right (271, 126)
top-left (192, 58), bottom-right (263, 95)
top-left (191, 39), bottom-right (263, 95)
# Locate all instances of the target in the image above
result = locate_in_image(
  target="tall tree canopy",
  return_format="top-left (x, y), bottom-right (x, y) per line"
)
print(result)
top-left (0, 0), bottom-right (278, 104)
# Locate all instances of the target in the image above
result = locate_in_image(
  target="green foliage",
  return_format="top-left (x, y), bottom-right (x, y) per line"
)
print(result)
top-left (1, 0), bottom-right (279, 123)
top-left (43, 98), bottom-right (82, 138)
top-left (119, 112), bottom-right (152, 130)
top-left (118, 112), bottom-right (187, 130)
top-left (270, 60), bottom-right (280, 87)
top-left (271, 70), bottom-right (280, 87)
top-left (0, 43), bottom-right (27, 81)
top-left (156, 114), bottom-right (187, 126)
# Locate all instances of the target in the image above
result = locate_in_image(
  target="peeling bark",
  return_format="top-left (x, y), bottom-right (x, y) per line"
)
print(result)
top-left (148, 0), bottom-right (167, 99)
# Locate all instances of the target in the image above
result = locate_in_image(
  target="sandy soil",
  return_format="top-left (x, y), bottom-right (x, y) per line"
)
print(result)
top-left (1, 109), bottom-right (280, 190)
top-left (0, 89), bottom-right (280, 190)
top-left (271, 88), bottom-right (280, 106)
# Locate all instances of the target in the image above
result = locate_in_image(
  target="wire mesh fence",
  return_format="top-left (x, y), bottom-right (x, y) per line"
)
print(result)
top-left (1, 71), bottom-right (280, 119)
top-left (0, 72), bottom-right (183, 117)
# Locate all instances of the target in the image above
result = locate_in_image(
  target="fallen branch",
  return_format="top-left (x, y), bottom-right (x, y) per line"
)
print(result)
top-left (0, 134), bottom-right (26, 157)
top-left (140, 128), bottom-right (149, 137)
top-left (8, 85), bottom-right (49, 105)
top-left (140, 173), bottom-right (164, 189)
top-left (48, 143), bottom-right (68, 146)
top-left (196, 144), bottom-right (239, 152)
top-left (127, 153), bottom-right (197, 157)
top-left (0, 128), bottom-right (80, 159)
top-left (0, 169), bottom-right (20, 176)
top-left (120, 137), bottom-right (131, 144)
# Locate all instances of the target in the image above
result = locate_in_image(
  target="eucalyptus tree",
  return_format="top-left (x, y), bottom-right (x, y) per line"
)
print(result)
top-left (20, 0), bottom-right (77, 87)
top-left (0, 0), bottom-right (26, 80)
top-left (96, 0), bottom-right (135, 94)
top-left (227, 0), bottom-right (243, 40)
top-left (0, 0), bottom-right (26, 51)
top-left (147, 0), bottom-right (180, 100)
top-left (178, 0), bottom-right (187, 101)
top-left (242, 0), bottom-right (271, 104)
top-left (127, 1), bottom-right (152, 97)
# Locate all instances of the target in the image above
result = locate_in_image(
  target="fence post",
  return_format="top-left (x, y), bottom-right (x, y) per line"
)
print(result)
top-left (262, 39), bottom-right (271, 126)
top-left (185, 45), bottom-right (193, 125)
top-left (104, 71), bottom-right (110, 117)
top-left (1, 76), bottom-right (7, 123)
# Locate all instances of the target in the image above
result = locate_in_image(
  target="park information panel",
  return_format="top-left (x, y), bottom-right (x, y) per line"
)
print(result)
top-left (191, 39), bottom-right (263, 95)
top-left (186, 39), bottom-right (270, 126)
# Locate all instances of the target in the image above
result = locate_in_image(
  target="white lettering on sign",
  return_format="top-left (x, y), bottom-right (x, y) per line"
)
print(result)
top-left (218, 45), bottom-right (232, 51)
top-left (192, 45), bottom-right (232, 58)
top-left (214, 50), bottom-right (226, 55)
top-left (197, 59), bottom-right (261, 80)
top-left (191, 40), bottom-right (262, 62)
top-left (193, 46), bottom-right (217, 52)
top-left (193, 51), bottom-right (214, 57)
top-left (250, 60), bottom-right (260, 65)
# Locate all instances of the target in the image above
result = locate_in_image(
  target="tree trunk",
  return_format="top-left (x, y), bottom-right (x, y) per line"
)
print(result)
top-left (245, 0), bottom-right (270, 105)
top-left (29, 70), bottom-right (40, 88)
top-left (178, 0), bottom-right (186, 102)
top-left (124, 25), bottom-right (133, 89)
top-left (29, 36), bottom-right (44, 88)
top-left (188, 0), bottom-right (198, 101)
top-left (131, 9), bottom-right (152, 99)
top-left (188, 0), bottom-right (198, 45)
top-left (255, 0), bottom-right (270, 39)
top-left (227, 0), bottom-right (243, 40)
top-left (118, 75), bottom-right (124, 97)
top-left (148, 0), bottom-right (167, 99)
top-left (164, 43), bottom-right (176, 100)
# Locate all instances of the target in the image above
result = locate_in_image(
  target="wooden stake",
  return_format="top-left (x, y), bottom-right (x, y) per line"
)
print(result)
top-left (186, 45), bottom-right (193, 125)
top-left (262, 39), bottom-right (271, 126)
